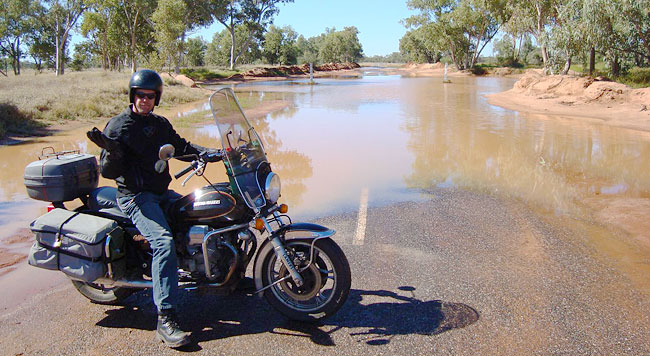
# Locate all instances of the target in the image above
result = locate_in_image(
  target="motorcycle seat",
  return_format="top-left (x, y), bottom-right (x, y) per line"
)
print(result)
top-left (86, 186), bottom-right (129, 221)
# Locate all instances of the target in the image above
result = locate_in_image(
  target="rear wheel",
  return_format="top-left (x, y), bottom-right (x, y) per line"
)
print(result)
top-left (257, 238), bottom-right (351, 322)
top-left (71, 280), bottom-right (134, 305)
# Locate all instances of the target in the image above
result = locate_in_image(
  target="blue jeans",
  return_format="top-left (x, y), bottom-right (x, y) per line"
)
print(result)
top-left (117, 190), bottom-right (181, 312)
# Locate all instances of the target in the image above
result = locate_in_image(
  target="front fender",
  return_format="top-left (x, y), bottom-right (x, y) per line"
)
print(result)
top-left (273, 222), bottom-right (336, 239)
top-left (252, 223), bottom-right (336, 295)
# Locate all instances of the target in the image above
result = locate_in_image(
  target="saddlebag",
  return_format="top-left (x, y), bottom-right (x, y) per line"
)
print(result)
top-left (28, 208), bottom-right (125, 282)
top-left (23, 150), bottom-right (99, 203)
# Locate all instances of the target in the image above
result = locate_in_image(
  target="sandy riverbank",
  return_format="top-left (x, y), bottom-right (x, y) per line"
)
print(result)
top-left (486, 70), bottom-right (650, 132)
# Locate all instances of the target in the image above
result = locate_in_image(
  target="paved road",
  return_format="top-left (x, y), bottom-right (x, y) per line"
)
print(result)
top-left (1, 188), bottom-right (649, 355)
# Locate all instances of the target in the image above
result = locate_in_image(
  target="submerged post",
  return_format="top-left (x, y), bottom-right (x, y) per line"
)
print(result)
top-left (443, 63), bottom-right (451, 83)
top-left (309, 63), bottom-right (314, 83)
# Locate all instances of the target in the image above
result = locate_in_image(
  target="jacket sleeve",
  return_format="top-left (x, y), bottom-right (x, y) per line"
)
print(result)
top-left (99, 149), bottom-right (125, 179)
top-left (99, 119), bottom-right (127, 179)
top-left (165, 119), bottom-right (209, 162)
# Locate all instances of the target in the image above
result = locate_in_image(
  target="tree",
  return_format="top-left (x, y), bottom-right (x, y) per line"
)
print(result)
top-left (296, 34), bottom-right (320, 64)
top-left (173, 0), bottom-right (213, 72)
top-left (209, 0), bottom-right (292, 70)
top-left (119, 0), bottom-right (156, 73)
top-left (405, 0), bottom-right (507, 70)
top-left (185, 37), bottom-right (207, 66)
top-left (399, 25), bottom-right (443, 63)
top-left (152, 0), bottom-right (187, 73)
top-left (26, 4), bottom-right (57, 72)
top-left (262, 25), bottom-right (298, 65)
top-left (47, 0), bottom-right (87, 76)
top-left (81, 0), bottom-right (121, 70)
top-left (318, 26), bottom-right (363, 63)
top-left (206, 26), bottom-right (260, 66)
top-left (0, 0), bottom-right (40, 75)
top-left (507, 0), bottom-right (559, 71)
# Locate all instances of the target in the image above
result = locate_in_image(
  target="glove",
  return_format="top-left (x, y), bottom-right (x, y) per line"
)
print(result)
top-left (87, 127), bottom-right (122, 152)
top-left (200, 148), bottom-right (222, 162)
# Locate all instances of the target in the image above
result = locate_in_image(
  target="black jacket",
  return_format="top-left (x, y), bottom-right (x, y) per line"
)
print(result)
top-left (101, 106), bottom-right (204, 197)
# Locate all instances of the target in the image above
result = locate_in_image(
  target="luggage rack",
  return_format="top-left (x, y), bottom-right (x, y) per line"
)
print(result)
top-left (39, 147), bottom-right (81, 160)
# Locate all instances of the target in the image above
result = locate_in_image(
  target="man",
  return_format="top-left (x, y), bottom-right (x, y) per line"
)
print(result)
top-left (87, 69), bottom-right (209, 348)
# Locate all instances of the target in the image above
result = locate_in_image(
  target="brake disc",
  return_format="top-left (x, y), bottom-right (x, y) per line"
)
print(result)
top-left (277, 263), bottom-right (322, 301)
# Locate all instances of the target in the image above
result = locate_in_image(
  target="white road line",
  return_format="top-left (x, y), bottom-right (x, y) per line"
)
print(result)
top-left (354, 187), bottom-right (369, 246)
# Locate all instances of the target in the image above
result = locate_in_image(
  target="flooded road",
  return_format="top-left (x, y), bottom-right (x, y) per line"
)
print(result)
top-left (1, 74), bottom-right (649, 354)
top-left (2, 75), bottom-right (650, 283)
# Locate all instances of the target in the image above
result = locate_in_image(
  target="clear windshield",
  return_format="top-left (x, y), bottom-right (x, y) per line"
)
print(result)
top-left (209, 88), bottom-right (267, 210)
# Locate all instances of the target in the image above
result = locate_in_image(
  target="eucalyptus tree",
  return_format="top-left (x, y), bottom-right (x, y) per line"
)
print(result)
top-left (603, 0), bottom-right (650, 70)
top-left (185, 37), bottom-right (207, 66)
top-left (506, 0), bottom-right (559, 71)
top-left (82, 0), bottom-right (124, 70)
top-left (405, 0), bottom-right (507, 70)
top-left (318, 26), bottom-right (363, 63)
top-left (206, 25), bottom-right (260, 66)
top-left (262, 25), bottom-right (298, 65)
top-left (26, 3), bottom-right (56, 72)
top-left (399, 24), bottom-right (443, 63)
top-left (500, 0), bottom-right (534, 64)
top-left (546, 0), bottom-right (588, 74)
top-left (172, 0), bottom-right (213, 72)
top-left (209, 0), bottom-right (292, 70)
top-left (46, 0), bottom-right (87, 75)
top-left (296, 34), bottom-right (318, 64)
top-left (0, 0), bottom-right (41, 75)
top-left (152, 0), bottom-right (187, 73)
top-left (119, 0), bottom-right (156, 73)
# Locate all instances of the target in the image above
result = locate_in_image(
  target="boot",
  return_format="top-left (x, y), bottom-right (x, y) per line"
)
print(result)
top-left (156, 309), bottom-right (190, 348)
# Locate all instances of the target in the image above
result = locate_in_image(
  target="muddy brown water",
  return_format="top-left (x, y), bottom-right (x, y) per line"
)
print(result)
top-left (1, 75), bottom-right (649, 306)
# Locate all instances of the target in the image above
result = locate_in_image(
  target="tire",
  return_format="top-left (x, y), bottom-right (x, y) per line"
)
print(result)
top-left (71, 280), bottom-right (135, 305)
top-left (258, 238), bottom-right (351, 322)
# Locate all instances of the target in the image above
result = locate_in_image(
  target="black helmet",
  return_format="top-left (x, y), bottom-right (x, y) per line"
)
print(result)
top-left (129, 69), bottom-right (163, 106)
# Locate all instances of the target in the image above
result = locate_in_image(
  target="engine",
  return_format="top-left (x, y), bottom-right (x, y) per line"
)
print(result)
top-left (178, 225), bottom-right (254, 283)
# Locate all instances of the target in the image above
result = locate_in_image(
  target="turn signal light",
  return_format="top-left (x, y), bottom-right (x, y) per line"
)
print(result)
top-left (255, 218), bottom-right (265, 231)
top-left (279, 204), bottom-right (288, 214)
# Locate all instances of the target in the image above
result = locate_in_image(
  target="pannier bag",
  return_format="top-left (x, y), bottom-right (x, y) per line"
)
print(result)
top-left (28, 208), bottom-right (125, 282)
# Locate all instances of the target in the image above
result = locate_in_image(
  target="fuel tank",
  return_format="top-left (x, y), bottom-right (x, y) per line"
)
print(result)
top-left (170, 183), bottom-right (253, 227)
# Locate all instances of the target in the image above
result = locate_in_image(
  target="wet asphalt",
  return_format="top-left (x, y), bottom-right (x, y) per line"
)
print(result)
top-left (0, 188), bottom-right (649, 355)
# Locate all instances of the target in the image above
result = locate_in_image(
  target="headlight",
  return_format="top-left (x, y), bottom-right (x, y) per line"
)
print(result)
top-left (264, 172), bottom-right (281, 203)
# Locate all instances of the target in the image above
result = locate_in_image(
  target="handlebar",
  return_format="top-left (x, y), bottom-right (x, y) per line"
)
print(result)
top-left (174, 162), bottom-right (196, 179)
top-left (172, 149), bottom-right (222, 180)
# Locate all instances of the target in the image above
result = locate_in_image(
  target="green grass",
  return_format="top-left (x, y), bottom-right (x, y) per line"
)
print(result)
top-left (180, 68), bottom-right (239, 81)
top-left (0, 69), bottom-right (208, 139)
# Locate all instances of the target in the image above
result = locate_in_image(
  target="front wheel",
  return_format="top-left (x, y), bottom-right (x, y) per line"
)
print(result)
top-left (257, 238), bottom-right (351, 322)
top-left (71, 280), bottom-right (134, 305)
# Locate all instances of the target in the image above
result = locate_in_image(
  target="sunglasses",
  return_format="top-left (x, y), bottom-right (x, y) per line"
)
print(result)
top-left (135, 92), bottom-right (156, 100)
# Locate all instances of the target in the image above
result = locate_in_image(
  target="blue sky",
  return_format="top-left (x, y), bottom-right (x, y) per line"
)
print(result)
top-left (192, 1), bottom-right (418, 57)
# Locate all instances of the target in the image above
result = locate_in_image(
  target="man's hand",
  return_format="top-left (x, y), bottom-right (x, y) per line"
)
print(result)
top-left (200, 148), bottom-right (222, 163)
top-left (87, 127), bottom-right (124, 160)
top-left (87, 127), bottom-right (122, 151)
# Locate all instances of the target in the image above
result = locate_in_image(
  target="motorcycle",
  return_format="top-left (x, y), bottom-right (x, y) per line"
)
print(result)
top-left (27, 88), bottom-right (351, 322)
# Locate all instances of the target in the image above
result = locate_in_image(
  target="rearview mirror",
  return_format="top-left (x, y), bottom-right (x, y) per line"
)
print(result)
top-left (159, 144), bottom-right (175, 161)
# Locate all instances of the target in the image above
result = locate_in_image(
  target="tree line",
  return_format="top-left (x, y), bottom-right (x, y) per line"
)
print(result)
top-left (0, 0), bottom-right (364, 76)
top-left (400, 0), bottom-right (650, 77)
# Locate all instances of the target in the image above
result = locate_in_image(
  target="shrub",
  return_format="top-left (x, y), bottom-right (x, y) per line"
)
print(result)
top-left (470, 66), bottom-right (488, 75)
top-left (620, 67), bottom-right (650, 88)
top-left (0, 102), bottom-right (44, 138)
top-left (180, 68), bottom-right (229, 81)
top-left (499, 57), bottom-right (524, 68)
